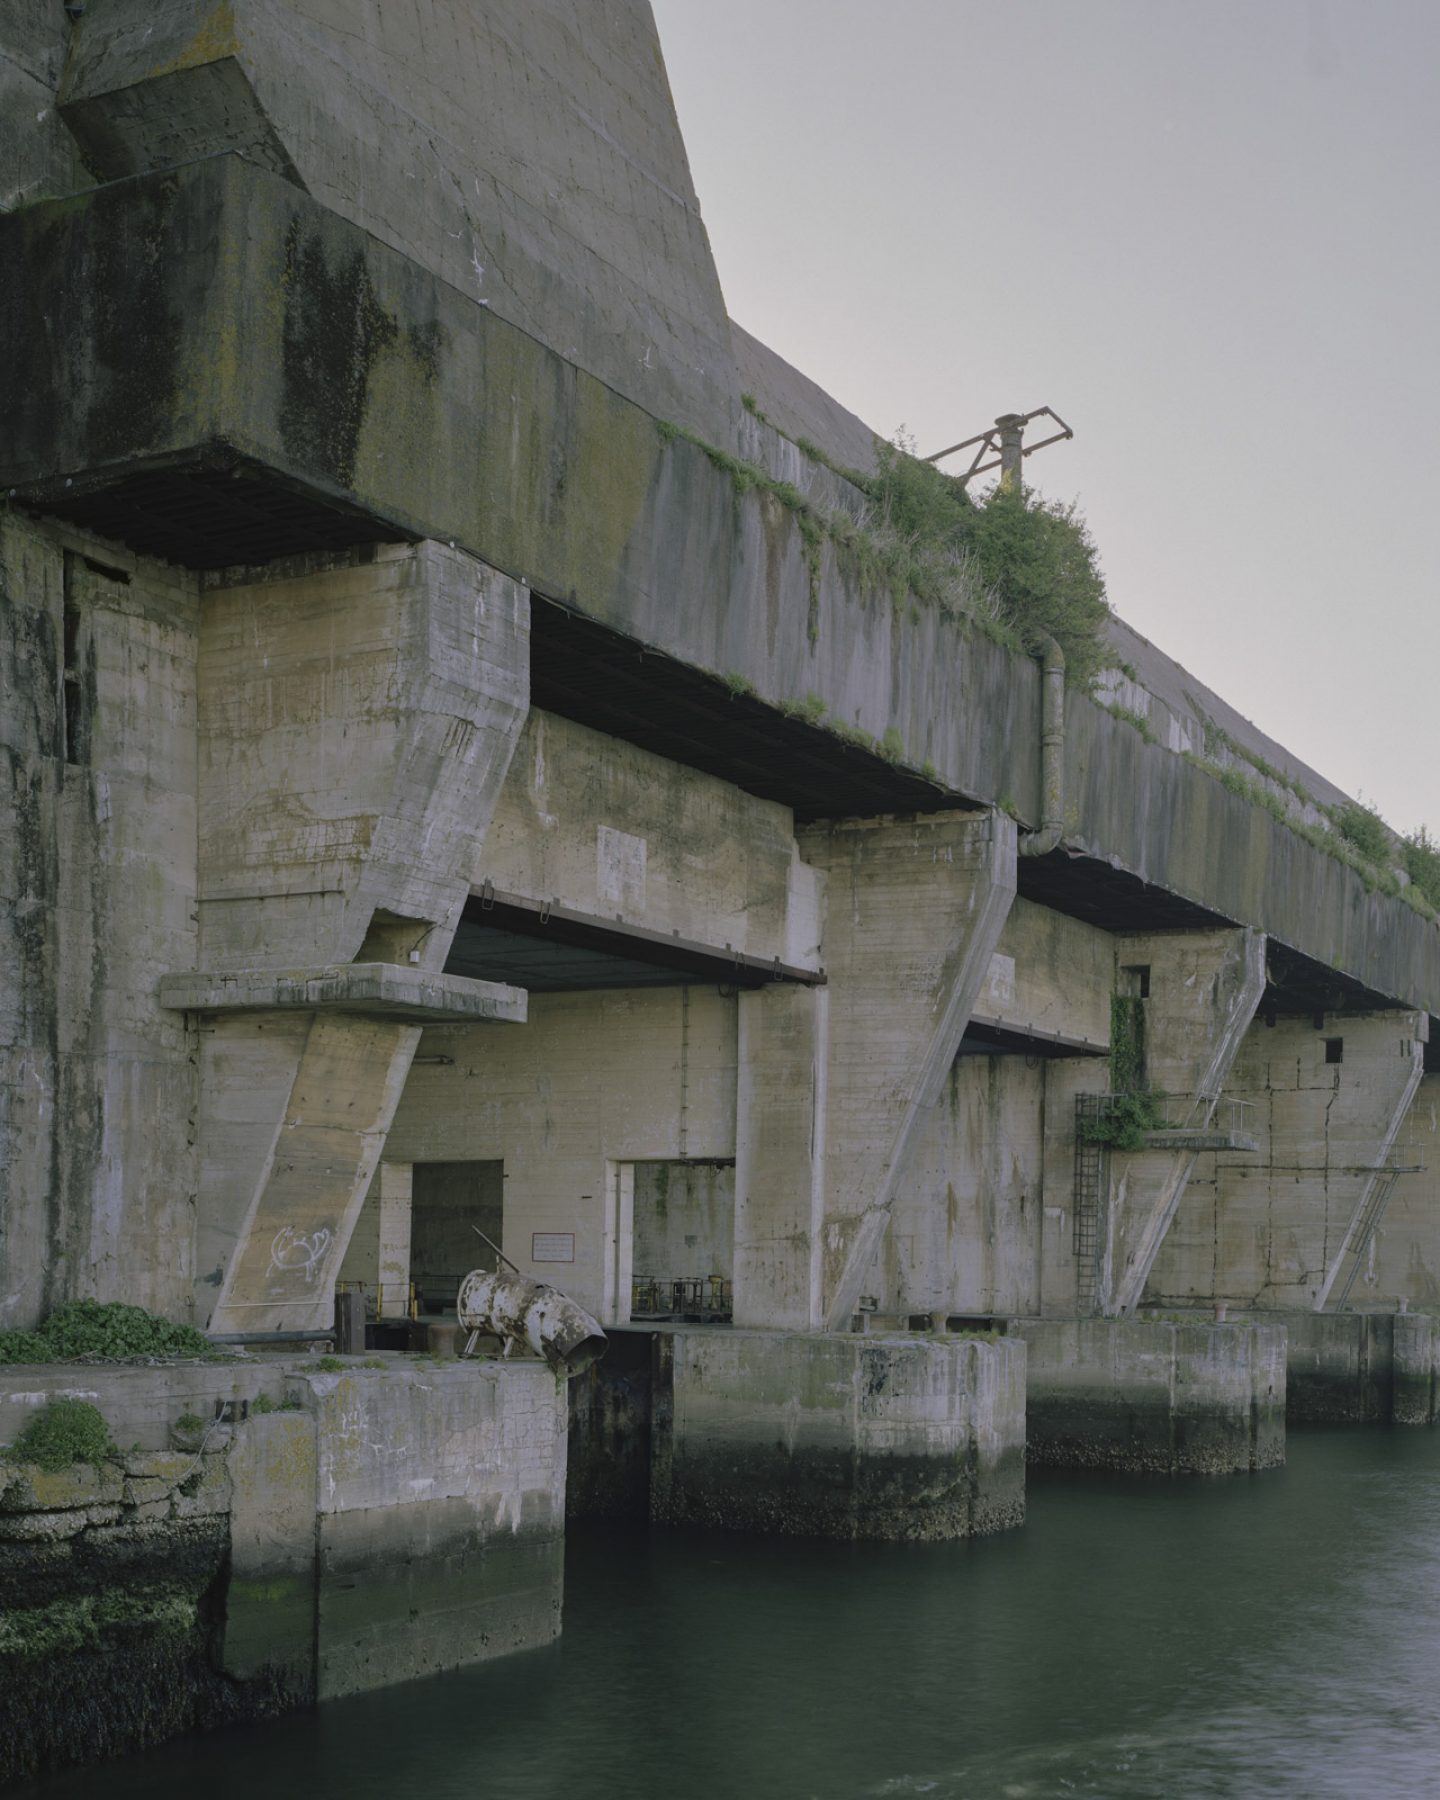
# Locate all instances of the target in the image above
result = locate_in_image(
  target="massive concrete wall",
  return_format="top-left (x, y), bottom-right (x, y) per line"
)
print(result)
top-left (5, 154), bottom-right (1435, 1023)
top-left (57, 0), bottom-right (740, 444)
top-left (0, 515), bottom-right (198, 1329)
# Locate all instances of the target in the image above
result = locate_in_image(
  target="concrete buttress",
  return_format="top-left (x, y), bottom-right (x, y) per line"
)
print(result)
top-left (189, 542), bottom-right (529, 1331)
top-left (749, 809), bottom-right (1018, 1333)
top-left (1100, 927), bottom-right (1266, 1316)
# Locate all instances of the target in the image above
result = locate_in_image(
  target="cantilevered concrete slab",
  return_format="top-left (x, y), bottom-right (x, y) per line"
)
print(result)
top-left (159, 963), bottom-right (526, 1025)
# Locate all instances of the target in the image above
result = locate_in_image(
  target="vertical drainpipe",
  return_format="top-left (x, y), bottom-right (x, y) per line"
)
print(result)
top-left (995, 413), bottom-right (1066, 858)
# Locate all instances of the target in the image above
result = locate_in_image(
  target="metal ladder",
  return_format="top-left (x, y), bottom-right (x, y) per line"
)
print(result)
top-left (1073, 1096), bottom-right (1109, 1313)
top-left (1332, 1165), bottom-right (1408, 1310)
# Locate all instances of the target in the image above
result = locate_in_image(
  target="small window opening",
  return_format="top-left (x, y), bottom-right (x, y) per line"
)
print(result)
top-left (1120, 963), bottom-right (1151, 999)
top-left (1325, 1038), bottom-right (1344, 1065)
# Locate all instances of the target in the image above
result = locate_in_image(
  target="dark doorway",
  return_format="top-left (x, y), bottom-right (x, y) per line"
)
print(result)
top-left (410, 1160), bottom-right (504, 1316)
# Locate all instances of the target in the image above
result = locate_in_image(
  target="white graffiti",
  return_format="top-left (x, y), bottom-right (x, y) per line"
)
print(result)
top-left (268, 1225), bottom-right (333, 1284)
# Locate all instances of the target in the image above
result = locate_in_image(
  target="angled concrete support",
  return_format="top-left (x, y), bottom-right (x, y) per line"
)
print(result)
top-left (1101, 927), bottom-right (1266, 1316)
top-left (1316, 1017), bottom-right (1425, 1310)
top-left (190, 542), bottom-right (529, 1330)
top-left (784, 810), bottom-right (1018, 1333)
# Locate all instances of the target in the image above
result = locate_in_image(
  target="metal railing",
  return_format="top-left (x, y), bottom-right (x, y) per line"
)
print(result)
top-left (630, 1276), bottom-right (732, 1323)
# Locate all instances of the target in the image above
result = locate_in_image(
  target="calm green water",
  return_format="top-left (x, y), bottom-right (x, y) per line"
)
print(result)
top-left (19, 1429), bottom-right (1440, 1800)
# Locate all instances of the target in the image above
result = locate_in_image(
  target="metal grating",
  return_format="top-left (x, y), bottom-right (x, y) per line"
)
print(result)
top-left (1073, 1094), bottom-right (1110, 1314)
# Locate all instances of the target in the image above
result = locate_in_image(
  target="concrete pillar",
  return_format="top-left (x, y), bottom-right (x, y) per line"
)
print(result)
top-left (733, 984), bottom-right (827, 1330)
top-left (1099, 927), bottom-right (1266, 1316)
top-left (1149, 1009), bottom-right (1427, 1314)
top-left (739, 809), bottom-right (1016, 1333)
top-left (191, 542), bottom-right (529, 1331)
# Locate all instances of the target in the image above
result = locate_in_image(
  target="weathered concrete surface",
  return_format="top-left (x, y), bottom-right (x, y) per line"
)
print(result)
top-left (651, 1329), bottom-right (1026, 1541)
top-left (804, 810), bottom-right (1018, 1330)
top-left (192, 541), bottom-right (529, 1334)
top-left (7, 154), bottom-right (1435, 1023)
top-left (57, 0), bottom-right (741, 445)
top-left (478, 709), bottom-right (818, 973)
top-left (0, 6), bottom-right (87, 216)
top-left (1235, 1309), bottom-right (1440, 1425)
top-left (305, 1361), bottom-right (565, 1698)
top-left (0, 515), bottom-right (199, 1330)
top-left (1101, 928), bottom-right (1267, 1316)
top-left (1012, 1317), bottom-right (1285, 1474)
top-left (198, 542), bottom-right (528, 973)
top-left (1148, 1011), bottom-right (1428, 1312)
top-left (971, 898), bottom-right (1114, 1054)
top-left (0, 1355), bottom-right (567, 1780)
top-left (887, 1057), bottom-right (1047, 1320)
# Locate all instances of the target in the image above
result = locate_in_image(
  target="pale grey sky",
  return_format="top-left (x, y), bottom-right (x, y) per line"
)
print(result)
top-left (651, 0), bottom-right (1440, 835)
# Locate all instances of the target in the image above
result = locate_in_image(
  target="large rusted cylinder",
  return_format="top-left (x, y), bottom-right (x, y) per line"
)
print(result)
top-left (456, 1269), bottom-right (607, 1377)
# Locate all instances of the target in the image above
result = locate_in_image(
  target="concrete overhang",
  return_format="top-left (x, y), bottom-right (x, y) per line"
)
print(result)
top-left (158, 963), bottom-right (527, 1025)
top-left (5, 157), bottom-right (1440, 1019)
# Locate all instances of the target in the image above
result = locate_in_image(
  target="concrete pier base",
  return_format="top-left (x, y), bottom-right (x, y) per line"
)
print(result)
top-left (0, 1357), bottom-right (566, 1783)
top-left (649, 1329), bottom-right (1026, 1540)
top-left (1243, 1311), bottom-right (1440, 1425)
top-left (1011, 1317), bottom-right (1285, 1474)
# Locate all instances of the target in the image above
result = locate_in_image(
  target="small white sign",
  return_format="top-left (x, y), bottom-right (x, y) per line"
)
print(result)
top-left (531, 1232), bottom-right (575, 1264)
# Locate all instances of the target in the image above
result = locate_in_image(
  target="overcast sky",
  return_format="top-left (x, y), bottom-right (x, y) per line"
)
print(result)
top-left (650, 0), bottom-right (1439, 836)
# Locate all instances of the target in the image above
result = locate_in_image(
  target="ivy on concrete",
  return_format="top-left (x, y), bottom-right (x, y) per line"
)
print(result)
top-left (1077, 996), bottom-right (1168, 1150)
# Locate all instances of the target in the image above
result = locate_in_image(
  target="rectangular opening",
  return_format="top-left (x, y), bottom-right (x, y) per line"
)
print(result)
top-left (627, 1159), bottom-right (734, 1324)
top-left (410, 1160), bottom-right (504, 1316)
top-left (1120, 963), bottom-right (1151, 999)
top-left (1325, 1038), bottom-right (1344, 1065)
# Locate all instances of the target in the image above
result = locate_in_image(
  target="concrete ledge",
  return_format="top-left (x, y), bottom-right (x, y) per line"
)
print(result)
top-left (651, 1328), bottom-right (1026, 1541)
top-left (1012, 1317), bottom-right (1286, 1474)
top-left (1141, 1130), bottom-right (1261, 1152)
top-left (159, 962), bottom-right (527, 1024)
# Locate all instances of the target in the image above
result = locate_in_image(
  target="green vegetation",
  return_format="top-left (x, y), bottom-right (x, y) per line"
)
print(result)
top-left (866, 442), bottom-right (1111, 686)
top-left (252, 1393), bottom-right (303, 1414)
top-left (174, 1412), bottom-right (204, 1435)
top-left (1333, 799), bottom-right (1390, 865)
top-left (1402, 828), bottom-right (1440, 912)
top-left (1102, 702), bottom-right (1157, 745)
top-left (654, 417), bottom-right (1111, 686)
top-left (722, 671), bottom-right (756, 698)
top-left (8, 1398), bottom-right (114, 1472)
top-left (1077, 996), bottom-right (1170, 1150)
top-left (314, 1356), bottom-right (345, 1373)
top-left (0, 1299), bottom-right (214, 1365)
top-left (1078, 1090), bottom-right (1169, 1152)
top-left (0, 1331), bottom-right (51, 1366)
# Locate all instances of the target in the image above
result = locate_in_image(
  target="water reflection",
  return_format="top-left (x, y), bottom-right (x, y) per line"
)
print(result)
top-left (18, 1430), bottom-right (1440, 1800)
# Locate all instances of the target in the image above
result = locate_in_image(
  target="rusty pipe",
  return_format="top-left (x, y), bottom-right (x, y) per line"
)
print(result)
top-left (1018, 632), bottom-right (1065, 858)
top-left (456, 1269), bottom-right (606, 1378)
